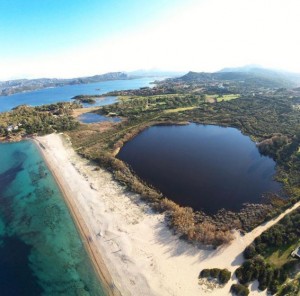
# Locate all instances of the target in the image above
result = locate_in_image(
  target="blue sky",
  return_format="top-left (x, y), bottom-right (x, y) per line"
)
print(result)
top-left (1, 0), bottom-right (300, 79)
top-left (0, 0), bottom-right (187, 58)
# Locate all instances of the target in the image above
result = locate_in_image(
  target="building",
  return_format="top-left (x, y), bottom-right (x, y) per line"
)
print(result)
top-left (6, 125), bottom-right (14, 132)
top-left (291, 246), bottom-right (300, 259)
top-left (6, 124), bottom-right (19, 132)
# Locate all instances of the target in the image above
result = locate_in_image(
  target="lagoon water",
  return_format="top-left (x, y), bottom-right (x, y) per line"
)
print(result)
top-left (117, 124), bottom-right (283, 214)
top-left (78, 113), bottom-right (122, 124)
top-left (0, 141), bottom-right (106, 296)
top-left (0, 77), bottom-right (158, 112)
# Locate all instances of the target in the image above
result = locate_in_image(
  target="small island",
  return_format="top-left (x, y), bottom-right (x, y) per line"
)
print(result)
top-left (71, 94), bottom-right (102, 104)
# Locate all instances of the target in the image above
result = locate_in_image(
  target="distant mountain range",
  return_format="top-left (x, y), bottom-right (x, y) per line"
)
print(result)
top-left (220, 65), bottom-right (300, 84)
top-left (175, 66), bottom-right (300, 88)
top-left (128, 69), bottom-right (185, 78)
top-left (0, 72), bottom-right (129, 96)
top-left (2, 66), bottom-right (300, 96)
top-left (0, 70), bottom-right (185, 96)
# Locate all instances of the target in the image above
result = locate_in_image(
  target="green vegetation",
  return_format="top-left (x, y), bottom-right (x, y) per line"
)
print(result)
top-left (235, 255), bottom-right (288, 294)
top-left (245, 208), bottom-right (300, 259)
top-left (216, 94), bottom-right (240, 102)
top-left (67, 79), bottom-right (300, 246)
top-left (199, 268), bottom-right (231, 284)
top-left (230, 284), bottom-right (249, 296)
top-left (267, 245), bottom-right (296, 268)
top-left (2, 72), bottom-right (300, 290)
top-left (101, 94), bottom-right (206, 118)
top-left (163, 95), bottom-right (300, 198)
top-left (2, 71), bottom-right (295, 247)
top-left (0, 102), bottom-right (80, 140)
top-left (205, 94), bottom-right (240, 103)
top-left (277, 277), bottom-right (300, 295)
top-left (235, 207), bottom-right (300, 294)
top-left (71, 95), bottom-right (100, 104)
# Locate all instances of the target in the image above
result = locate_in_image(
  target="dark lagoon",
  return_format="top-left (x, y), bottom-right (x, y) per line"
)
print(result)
top-left (0, 77), bottom-right (160, 112)
top-left (78, 113), bottom-right (121, 124)
top-left (0, 141), bottom-right (106, 296)
top-left (117, 124), bottom-right (283, 214)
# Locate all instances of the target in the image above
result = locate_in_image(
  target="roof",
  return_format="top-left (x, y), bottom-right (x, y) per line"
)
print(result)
top-left (291, 246), bottom-right (300, 258)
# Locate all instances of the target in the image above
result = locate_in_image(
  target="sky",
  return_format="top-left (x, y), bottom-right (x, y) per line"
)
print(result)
top-left (1, 0), bottom-right (300, 80)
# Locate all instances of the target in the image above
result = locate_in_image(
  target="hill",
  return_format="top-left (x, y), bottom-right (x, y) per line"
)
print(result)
top-left (0, 72), bottom-right (129, 96)
top-left (174, 66), bottom-right (300, 89)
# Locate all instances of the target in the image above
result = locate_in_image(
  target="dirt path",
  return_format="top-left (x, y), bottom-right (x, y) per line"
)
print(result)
top-left (198, 201), bottom-right (300, 295)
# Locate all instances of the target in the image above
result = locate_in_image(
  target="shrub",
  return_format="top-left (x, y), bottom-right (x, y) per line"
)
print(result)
top-left (199, 268), bottom-right (231, 285)
top-left (199, 269), bottom-right (210, 278)
top-left (210, 268), bottom-right (220, 278)
top-left (230, 284), bottom-right (249, 296)
top-left (243, 244), bottom-right (257, 259)
top-left (257, 266), bottom-right (273, 291)
top-left (219, 269), bottom-right (231, 284)
top-left (277, 281), bottom-right (300, 296)
top-left (235, 254), bottom-right (292, 294)
top-left (235, 260), bottom-right (256, 285)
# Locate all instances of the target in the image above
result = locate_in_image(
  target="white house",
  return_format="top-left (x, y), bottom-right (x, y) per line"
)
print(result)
top-left (6, 125), bottom-right (14, 132)
top-left (291, 246), bottom-right (300, 259)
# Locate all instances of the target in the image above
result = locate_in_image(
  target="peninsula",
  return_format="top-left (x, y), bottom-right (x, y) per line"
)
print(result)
top-left (0, 72), bottom-right (130, 96)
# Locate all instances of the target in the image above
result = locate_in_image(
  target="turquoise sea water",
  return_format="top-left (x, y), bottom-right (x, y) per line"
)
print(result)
top-left (0, 140), bottom-right (106, 296)
top-left (0, 76), bottom-right (162, 295)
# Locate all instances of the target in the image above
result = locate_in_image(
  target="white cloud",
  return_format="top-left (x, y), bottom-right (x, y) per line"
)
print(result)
top-left (1, 0), bottom-right (300, 80)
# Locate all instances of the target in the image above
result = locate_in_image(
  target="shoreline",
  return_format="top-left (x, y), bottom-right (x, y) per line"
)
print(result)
top-left (33, 133), bottom-right (300, 296)
top-left (34, 137), bottom-right (121, 296)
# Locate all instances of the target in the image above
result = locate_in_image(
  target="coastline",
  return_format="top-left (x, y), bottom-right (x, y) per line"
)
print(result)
top-left (34, 133), bottom-right (300, 296)
top-left (34, 136), bottom-right (121, 296)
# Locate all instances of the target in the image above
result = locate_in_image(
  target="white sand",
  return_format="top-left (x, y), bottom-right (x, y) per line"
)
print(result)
top-left (35, 133), bottom-right (300, 296)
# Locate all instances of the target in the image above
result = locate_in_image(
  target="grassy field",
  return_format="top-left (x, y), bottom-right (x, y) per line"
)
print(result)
top-left (118, 93), bottom-right (187, 102)
top-left (216, 94), bottom-right (240, 102)
top-left (72, 107), bottom-right (99, 117)
top-left (266, 244), bottom-right (297, 268)
top-left (164, 106), bottom-right (198, 113)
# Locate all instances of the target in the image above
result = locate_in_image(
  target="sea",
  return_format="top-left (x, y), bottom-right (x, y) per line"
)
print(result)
top-left (0, 77), bottom-right (160, 295)
top-left (0, 77), bottom-right (159, 112)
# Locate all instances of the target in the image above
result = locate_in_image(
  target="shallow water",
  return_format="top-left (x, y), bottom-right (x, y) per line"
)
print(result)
top-left (0, 76), bottom-right (165, 295)
top-left (78, 113), bottom-right (121, 124)
top-left (117, 124), bottom-right (283, 214)
top-left (0, 141), bottom-right (106, 296)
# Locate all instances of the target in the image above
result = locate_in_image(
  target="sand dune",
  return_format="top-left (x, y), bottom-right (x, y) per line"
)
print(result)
top-left (35, 133), bottom-right (300, 296)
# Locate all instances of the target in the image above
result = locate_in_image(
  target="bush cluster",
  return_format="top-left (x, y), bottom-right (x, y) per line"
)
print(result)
top-left (199, 268), bottom-right (231, 284)
top-left (0, 103), bottom-right (79, 138)
top-left (277, 280), bottom-right (300, 296)
top-left (235, 207), bottom-right (300, 294)
top-left (245, 209), bottom-right (300, 258)
top-left (230, 284), bottom-right (249, 296)
top-left (161, 198), bottom-right (233, 245)
top-left (235, 255), bottom-right (288, 294)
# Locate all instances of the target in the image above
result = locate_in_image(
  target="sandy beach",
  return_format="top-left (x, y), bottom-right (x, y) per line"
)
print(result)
top-left (35, 133), bottom-right (300, 296)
